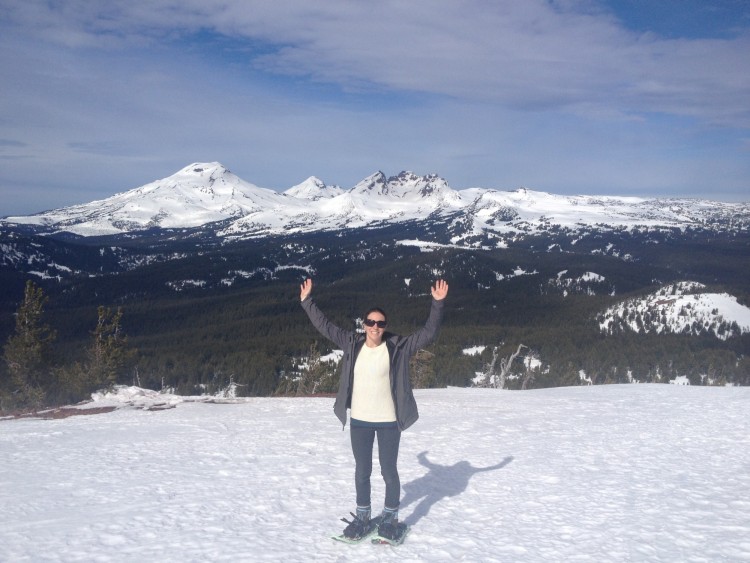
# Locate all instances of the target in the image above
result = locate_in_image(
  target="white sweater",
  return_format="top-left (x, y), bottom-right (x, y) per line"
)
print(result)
top-left (350, 342), bottom-right (396, 423)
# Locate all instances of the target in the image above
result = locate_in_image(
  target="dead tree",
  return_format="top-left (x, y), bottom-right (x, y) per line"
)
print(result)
top-left (481, 343), bottom-right (527, 389)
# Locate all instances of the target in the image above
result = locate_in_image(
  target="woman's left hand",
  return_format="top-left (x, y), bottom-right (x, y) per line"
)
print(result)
top-left (300, 278), bottom-right (313, 301)
top-left (431, 279), bottom-right (449, 300)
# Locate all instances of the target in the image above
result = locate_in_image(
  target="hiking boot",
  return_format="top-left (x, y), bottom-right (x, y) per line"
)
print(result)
top-left (377, 507), bottom-right (400, 540)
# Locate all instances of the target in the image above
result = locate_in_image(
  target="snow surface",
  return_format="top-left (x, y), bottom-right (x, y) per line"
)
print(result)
top-left (2, 385), bottom-right (749, 562)
top-left (462, 345), bottom-right (486, 356)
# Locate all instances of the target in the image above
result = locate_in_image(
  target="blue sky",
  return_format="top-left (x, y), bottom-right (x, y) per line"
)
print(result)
top-left (1, 0), bottom-right (748, 216)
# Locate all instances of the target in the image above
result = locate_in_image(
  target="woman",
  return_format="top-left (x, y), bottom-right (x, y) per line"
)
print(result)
top-left (299, 278), bottom-right (448, 541)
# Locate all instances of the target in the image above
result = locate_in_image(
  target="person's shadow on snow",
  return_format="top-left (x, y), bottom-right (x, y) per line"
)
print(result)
top-left (401, 451), bottom-right (513, 525)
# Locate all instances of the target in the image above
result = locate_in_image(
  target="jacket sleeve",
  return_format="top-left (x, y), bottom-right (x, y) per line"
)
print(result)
top-left (401, 298), bottom-right (445, 356)
top-left (300, 297), bottom-right (353, 349)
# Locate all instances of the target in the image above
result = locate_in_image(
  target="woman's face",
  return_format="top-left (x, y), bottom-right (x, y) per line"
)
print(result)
top-left (363, 311), bottom-right (387, 347)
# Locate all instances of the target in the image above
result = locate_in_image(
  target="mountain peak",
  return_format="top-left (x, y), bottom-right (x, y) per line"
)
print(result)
top-left (284, 177), bottom-right (342, 200)
top-left (168, 162), bottom-right (239, 187)
top-left (387, 171), bottom-right (455, 199)
top-left (352, 171), bottom-right (388, 194)
top-left (349, 170), bottom-right (458, 202)
top-left (181, 162), bottom-right (226, 172)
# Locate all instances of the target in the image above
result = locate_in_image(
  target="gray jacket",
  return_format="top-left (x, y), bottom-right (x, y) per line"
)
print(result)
top-left (301, 296), bottom-right (445, 431)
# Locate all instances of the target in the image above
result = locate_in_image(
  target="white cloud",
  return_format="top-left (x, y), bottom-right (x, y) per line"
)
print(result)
top-left (5, 1), bottom-right (750, 124)
top-left (0, 0), bottom-right (748, 215)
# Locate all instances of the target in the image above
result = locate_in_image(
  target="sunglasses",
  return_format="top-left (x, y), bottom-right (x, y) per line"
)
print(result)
top-left (363, 318), bottom-right (387, 328)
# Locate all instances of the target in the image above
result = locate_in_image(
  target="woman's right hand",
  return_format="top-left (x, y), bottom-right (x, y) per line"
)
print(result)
top-left (300, 278), bottom-right (313, 301)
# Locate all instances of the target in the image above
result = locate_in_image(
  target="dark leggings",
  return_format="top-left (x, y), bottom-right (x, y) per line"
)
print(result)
top-left (350, 424), bottom-right (402, 510)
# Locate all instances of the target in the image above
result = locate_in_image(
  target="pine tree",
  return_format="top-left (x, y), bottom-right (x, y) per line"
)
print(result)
top-left (87, 306), bottom-right (134, 390)
top-left (296, 342), bottom-right (322, 396)
top-left (290, 342), bottom-right (337, 396)
top-left (2, 281), bottom-right (56, 410)
top-left (56, 306), bottom-right (135, 402)
top-left (410, 349), bottom-right (436, 388)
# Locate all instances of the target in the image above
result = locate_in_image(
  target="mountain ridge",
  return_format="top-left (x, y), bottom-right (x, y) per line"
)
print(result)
top-left (3, 162), bottom-right (748, 240)
top-left (1, 178), bottom-right (749, 390)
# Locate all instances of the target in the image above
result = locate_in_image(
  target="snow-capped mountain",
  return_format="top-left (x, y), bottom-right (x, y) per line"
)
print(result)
top-left (3, 162), bottom-right (748, 241)
top-left (2, 164), bottom-right (283, 237)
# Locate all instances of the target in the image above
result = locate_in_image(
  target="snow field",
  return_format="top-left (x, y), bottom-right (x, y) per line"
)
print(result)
top-left (1, 385), bottom-right (748, 562)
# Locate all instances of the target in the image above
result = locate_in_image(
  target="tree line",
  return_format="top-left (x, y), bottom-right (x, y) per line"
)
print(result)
top-left (1, 281), bottom-right (134, 412)
top-left (3, 230), bottom-right (749, 413)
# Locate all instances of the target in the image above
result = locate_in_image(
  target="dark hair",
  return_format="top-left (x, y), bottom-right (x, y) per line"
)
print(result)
top-left (364, 307), bottom-right (388, 324)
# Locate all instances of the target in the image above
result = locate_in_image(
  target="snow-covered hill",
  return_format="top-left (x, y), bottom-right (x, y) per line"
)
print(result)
top-left (544, 270), bottom-right (614, 297)
top-left (3, 162), bottom-right (748, 241)
top-left (599, 281), bottom-right (750, 339)
top-left (1, 385), bottom-right (748, 562)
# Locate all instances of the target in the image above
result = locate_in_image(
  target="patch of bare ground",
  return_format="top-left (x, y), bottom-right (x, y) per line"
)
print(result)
top-left (0, 406), bottom-right (118, 420)
top-left (1, 393), bottom-right (333, 421)
top-left (2, 403), bottom-right (177, 421)
top-left (37, 406), bottom-right (119, 419)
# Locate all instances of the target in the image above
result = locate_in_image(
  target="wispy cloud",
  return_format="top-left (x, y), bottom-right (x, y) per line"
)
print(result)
top-left (0, 139), bottom-right (27, 148)
top-left (8, 1), bottom-right (747, 124)
top-left (0, 0), bottom-right (748, 215)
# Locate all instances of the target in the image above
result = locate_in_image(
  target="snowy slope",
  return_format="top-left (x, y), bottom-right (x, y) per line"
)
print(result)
top-left (544, 270), bottom-right (614, 297)
top-left (3, 162), bottom-right (748, 239)
top-left (1, 385), bottom-right (748, 562)
top-left (600, 281), bottom-right (750, 339)
top-left (282, 177), bottom-right (342, 200)
top-left (2, 163), bottom-right (284, 236)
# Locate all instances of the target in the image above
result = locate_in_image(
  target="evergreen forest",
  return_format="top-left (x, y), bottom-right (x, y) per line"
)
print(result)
top-left (1, 221), bottom-right (749, 411)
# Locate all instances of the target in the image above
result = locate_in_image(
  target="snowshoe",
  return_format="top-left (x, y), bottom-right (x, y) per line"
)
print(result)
top-left (331, 513), bottom-right (380, 544)
top-left (372, 521), bottom-right (410, 546)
